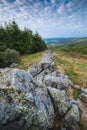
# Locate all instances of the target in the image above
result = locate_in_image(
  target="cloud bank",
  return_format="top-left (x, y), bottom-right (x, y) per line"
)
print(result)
top-left (0, 0), bottom-right (87, 38)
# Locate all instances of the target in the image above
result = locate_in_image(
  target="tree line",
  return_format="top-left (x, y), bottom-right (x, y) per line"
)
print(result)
top-left (0, 21), bottom-right (47, 54)
top-left (0, 21), bottom-right (47, 67)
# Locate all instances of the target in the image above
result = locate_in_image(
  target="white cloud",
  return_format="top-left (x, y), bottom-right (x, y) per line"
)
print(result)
top-left (57, 3), bottom-right (65, 14)
top-left (1, 0), bottom-right (8, 4)
top-left (51, 0), bottom-right (55, 4)
top-left (0, 0), bottom-right (87, 38)
top-left (66, 1), bottom-right (73, 8)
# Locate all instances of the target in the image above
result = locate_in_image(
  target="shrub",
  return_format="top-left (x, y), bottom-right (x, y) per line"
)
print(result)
top-left (3, 49), bottom-right (20, 66)
top-left (0, 51), bottom-right (5, 67)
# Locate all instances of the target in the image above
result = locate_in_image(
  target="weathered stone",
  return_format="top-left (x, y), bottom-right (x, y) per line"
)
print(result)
top-left (40, 52), bottom-right (56, 71)
top-left (44, 71), bottom-right (72, 92)
top-left (0, 69), bottom-right (54, 130)
top-left (0, 68), bottom-right (32, 91)
top-left (63, 104), bottom-right (80, 130)
top-left (0, 52), bottom-right (82, 130)
top-left (47, 87), bottom-right (82, 130)
top-left (73, 85), bottom-right (80, 90)
top-left (79, 88), bottom-right (87, 102)
top-left (10, 63), bottom-right (19, 68)
top-left (28, 63), bottom-right (43, 77)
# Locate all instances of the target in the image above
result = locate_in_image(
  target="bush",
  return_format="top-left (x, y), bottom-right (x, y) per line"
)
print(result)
top-left (3, 49), bottom-right (20, 66)
top-left (0, 49), bottom-right (20, 68)
top-left (0, 51), bottom-right (5, 67)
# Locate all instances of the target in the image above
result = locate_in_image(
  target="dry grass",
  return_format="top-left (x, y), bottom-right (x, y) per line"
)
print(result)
top-left (54, 50), bottom-right (87, 88)
top-left (19, 50), bottom-right (87, 88)
top-left (18, 51), bottom-right (46, 70)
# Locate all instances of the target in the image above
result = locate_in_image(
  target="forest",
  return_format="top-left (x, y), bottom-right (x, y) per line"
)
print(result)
top-left (0, 21), bottom-right (47, 67)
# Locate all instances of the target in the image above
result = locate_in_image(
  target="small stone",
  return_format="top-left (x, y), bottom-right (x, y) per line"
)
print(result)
top-left (73, 85), bottom-right (80, 90)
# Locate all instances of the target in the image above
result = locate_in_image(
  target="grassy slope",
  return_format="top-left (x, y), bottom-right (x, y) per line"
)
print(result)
top-left (59, 43), bottom-right (87, 58)
top-left (54, 50), bottom-right (87, 88)
top-left (18, 43), bottom-right (87, 130)
top-left (18, 51), bottom-right (46, 70)
top-left (19, 47), bottom-right (87, 88)
top-left (18, 38), bottom-right (87, 88)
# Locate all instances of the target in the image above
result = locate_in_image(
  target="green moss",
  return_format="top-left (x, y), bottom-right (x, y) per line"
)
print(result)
top-left (73, 89), bottom-right (81, 99)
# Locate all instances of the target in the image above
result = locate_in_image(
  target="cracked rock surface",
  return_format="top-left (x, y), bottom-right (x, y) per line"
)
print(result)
top-left (0, 51), bottom-right (82, 130)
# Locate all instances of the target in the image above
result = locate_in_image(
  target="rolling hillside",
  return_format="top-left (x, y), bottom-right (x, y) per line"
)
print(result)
top-left (18, 43), bottom-right (87, 88)
top-left (46, 37), bottom-right (87, 49)
top-left (59, 43), bottom-right (87, 58)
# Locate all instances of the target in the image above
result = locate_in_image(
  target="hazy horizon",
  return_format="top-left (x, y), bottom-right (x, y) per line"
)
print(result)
top-left (43, 36), bottom-right (87, 39)
top-left (0, 0), bottom-right (87, 38)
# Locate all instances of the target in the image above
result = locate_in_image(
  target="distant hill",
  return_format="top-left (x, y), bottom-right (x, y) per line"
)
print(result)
top-left (44, 37), bottom-right (75, 43)
top-left (59, 43), bottom-right (87, 58)
top-left (46, 37), bottom-right (87, 49)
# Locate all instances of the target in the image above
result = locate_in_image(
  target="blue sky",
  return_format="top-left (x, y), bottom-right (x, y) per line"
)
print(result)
top-left (0, 0), bottom-right (87, 38)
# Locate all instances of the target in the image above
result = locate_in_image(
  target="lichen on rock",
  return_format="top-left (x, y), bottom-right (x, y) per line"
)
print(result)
top-left (0, 52), bottom-right (83, 130)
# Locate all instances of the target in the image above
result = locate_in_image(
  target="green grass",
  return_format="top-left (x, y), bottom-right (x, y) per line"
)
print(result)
top-left (64, 68), bottom-right (79, 84)
top-left (18, 47), bottom-right (87, 88)
top-left (59, 43), bottom-right (87, 58)
top-left (54, 49), bottom-right (87, 88)
top-left (18, 51), bottom-right (45, 70)
top-left (73, 89), bottom-right (81, 99)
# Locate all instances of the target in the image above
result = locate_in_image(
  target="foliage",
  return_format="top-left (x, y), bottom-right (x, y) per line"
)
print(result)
top-left (54, 49), bottom-right (87, 88)
top-left (19, 51), bottom-right (45, 70)
top-left (59, 43), bottom-right (87, 58)
top-left (4, 49), bottom-right (20, 66)
top-left (73, 89), bottom-right (81, 99)
top-left (0, 21), bottom-right (47, 55)
top-left (0, 21), bottom-right (47, 67)
top-left (0, 49), bottom-right (20, 67)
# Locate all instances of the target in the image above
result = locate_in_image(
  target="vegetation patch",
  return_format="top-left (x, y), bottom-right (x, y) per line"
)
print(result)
top-left (0, 49), bottom-right (20, 67)
top-left (18, 51), bottom-right (45, 70)
top-left (59, 43), bottom-right (87, 58)
top-left (53, 48), bottom-right (87, 88)
top-left (64, 68), bottom-right (79, 84)
top-left (0, 21), bottom-right (47, 67)
top-left (73, 89), bottom-right (81, 99)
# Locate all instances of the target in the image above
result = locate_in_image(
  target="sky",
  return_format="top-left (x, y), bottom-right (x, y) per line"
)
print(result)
top-left (0, 0), bottom-right (87, 38)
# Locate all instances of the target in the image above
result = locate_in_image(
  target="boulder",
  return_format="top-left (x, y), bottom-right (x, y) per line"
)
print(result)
top-left (0, 69), bottom-right (54, 130)
top-left (10, 63), bottom-right (19, 68)
top-left (79, 88), bottom-right (87, 102)
top-left (0, 52), bottom-right (82, 130)
top-left (28, 54), bottom-right (72, 92)
top-left (72, 85), bottom-right (80, 90)
top-left (39, 52), bottom-right (56, 71)
top-left (47, 87), bottom-right (82, 130)
top-left (44, 71), bottom-right (72, 92)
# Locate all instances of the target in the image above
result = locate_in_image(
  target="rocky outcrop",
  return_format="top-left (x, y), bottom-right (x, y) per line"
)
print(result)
top-left (0, 68), bottom-right (54, 130)
top-left (48, 87), bottom-right (82, 130)
top-left (0, 51), bottom-right (82, 130)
